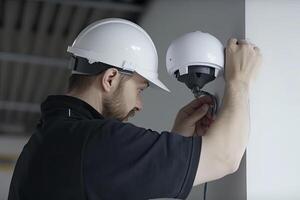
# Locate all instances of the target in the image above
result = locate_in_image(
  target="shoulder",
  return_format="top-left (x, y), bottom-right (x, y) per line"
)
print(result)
top-left (82, 118), bottom-right (160, 145)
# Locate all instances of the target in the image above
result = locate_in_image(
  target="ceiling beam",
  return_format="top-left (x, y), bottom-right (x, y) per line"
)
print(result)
top-left (0, 51), bottom-right (68, 68)
top-left (0, 101), bottom-right (40, 113)
top-left (30, 0), bottom-right (143, 13)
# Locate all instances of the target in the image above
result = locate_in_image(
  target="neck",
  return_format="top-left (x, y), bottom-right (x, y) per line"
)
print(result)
top-left (66, 88), bottom-right (103, 114)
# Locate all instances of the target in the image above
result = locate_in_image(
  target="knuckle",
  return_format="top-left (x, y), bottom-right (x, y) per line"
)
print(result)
top-left (228, 38), bottom-right (237, 46)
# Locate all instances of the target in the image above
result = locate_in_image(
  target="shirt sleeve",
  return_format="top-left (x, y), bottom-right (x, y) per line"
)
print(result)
top-left (83, 119), bottom-right (201, 200)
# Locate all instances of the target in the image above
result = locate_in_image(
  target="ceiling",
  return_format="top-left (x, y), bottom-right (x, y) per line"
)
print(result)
top-left (0, 0), bottom-right (150, 135)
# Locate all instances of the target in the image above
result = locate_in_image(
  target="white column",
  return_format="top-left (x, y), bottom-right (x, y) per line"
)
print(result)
top-left (246, 0), bottom-right (300, 199)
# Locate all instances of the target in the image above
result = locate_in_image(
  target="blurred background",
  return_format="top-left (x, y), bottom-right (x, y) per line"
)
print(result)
top-left (0, 0), bottom-right (148, 136)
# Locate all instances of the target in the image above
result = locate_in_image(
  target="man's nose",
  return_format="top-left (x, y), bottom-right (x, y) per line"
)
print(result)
top-left (135, 99), bottom-right (143, 112)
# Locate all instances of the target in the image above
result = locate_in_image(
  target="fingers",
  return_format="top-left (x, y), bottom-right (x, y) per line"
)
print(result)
top-left (238, 39), bottom-right (262, 54)
top-left (227, 38), bottom-right (238, 46)
top-left (195, 113), bottom-right (217, 136)
top-left (230, 38), bottom-right (262, 61)
top-left (181, 96), bottom-right (213, 113)
top-left (254, 46), bottom-right (262, 55)
top-left (237, 39), bottom-right (256, 54)
top-left (195, 118), bottom-right (211, 136)
top-left (228, 38), bottom-right (260, 51)
top-left (188, 104), bottom-right (210, 124)
top-left (237, 39), bottom-right (251, 45)
top-left (195, 122), bottom-right (206, 136)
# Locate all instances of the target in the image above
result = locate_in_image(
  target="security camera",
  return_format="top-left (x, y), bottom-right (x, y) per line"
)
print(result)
top-left (166, 31), bottom-right (224, 115)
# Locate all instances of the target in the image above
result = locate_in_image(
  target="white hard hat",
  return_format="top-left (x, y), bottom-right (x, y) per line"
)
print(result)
top-left (67, 18), bottom-right (170, 92)
top-left (166, 31), bottom-right (224, 78)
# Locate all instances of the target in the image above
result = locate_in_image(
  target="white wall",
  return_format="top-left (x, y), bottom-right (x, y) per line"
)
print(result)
top-left (246, 0), bottom-right (300, 199)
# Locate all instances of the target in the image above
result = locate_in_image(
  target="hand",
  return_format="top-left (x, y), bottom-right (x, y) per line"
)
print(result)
top-left (171, 96), bottom-right (214, 137)
top-left (195, 109), bottom-right (215, 136)
top-left (225, 38), bottom-right (262, 86)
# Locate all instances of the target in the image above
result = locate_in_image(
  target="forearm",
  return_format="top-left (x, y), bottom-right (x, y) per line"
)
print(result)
top-left (204, 81), bottom-right (250, 168)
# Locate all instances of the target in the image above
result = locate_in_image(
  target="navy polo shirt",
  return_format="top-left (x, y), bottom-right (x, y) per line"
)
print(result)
top-left (8, 95), bottom-right (201, 200)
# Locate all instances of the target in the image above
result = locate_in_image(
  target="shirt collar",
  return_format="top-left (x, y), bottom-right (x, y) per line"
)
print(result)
top-left (41, 95), bottom-right (104, 120)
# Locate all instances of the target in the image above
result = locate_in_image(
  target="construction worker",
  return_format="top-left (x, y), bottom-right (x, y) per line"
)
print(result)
top-left (8, 18), bottom-right (262, 200)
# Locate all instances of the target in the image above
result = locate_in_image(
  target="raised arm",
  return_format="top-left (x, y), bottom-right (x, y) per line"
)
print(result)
top-left (193, 38), bottom-right (262, 185)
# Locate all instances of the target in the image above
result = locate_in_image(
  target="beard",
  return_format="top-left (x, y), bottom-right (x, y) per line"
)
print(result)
top-left (102, 85), bottom-right (135, 122)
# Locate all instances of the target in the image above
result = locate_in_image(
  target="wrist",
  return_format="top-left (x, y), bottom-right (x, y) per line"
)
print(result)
top-left (171, 127), bottom-right (193, 137)
top-left (223, 80), bottom-right (250, 109)
top-left (225, 80), bottom-right (249, 92)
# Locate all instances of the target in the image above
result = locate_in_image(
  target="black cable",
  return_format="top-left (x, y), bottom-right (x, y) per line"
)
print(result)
top-left (192, 87), bottom-right (213, 200)
top-left (197, 90), bottom-right (218, 115)
top-left (192, 85), bottom-right (218, 115)
top-left (203, 182), bottom-right (207, 200)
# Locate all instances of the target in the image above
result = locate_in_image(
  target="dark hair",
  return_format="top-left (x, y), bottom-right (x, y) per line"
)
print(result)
top-left (67, 70), bottom-right (130, 93)
top-left (67, 74), bottom-right (98, 93)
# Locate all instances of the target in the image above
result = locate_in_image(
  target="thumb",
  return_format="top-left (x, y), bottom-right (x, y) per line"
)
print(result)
top-left (189, 104), bottom-right (210, 124)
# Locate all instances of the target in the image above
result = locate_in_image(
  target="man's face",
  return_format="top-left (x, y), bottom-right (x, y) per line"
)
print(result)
top-left (102, 73), bottom-right (149, 122)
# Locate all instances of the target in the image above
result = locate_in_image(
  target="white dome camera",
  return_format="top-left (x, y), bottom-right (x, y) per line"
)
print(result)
top-left (166, 31), bottom-right (224, 114)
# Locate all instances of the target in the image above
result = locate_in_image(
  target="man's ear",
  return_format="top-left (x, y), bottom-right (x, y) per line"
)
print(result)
top-left (101, 68), bottom-right (120, 92)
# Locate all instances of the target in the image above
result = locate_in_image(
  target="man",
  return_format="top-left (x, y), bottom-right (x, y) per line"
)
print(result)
top-left (8, 18), bottom-right (261, 200)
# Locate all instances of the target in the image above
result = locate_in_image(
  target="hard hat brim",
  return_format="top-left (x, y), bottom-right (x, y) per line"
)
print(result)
top-left (136, 69), bottom-right (170, 92)
top-left (150, 78), bottom-right (171, 93)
